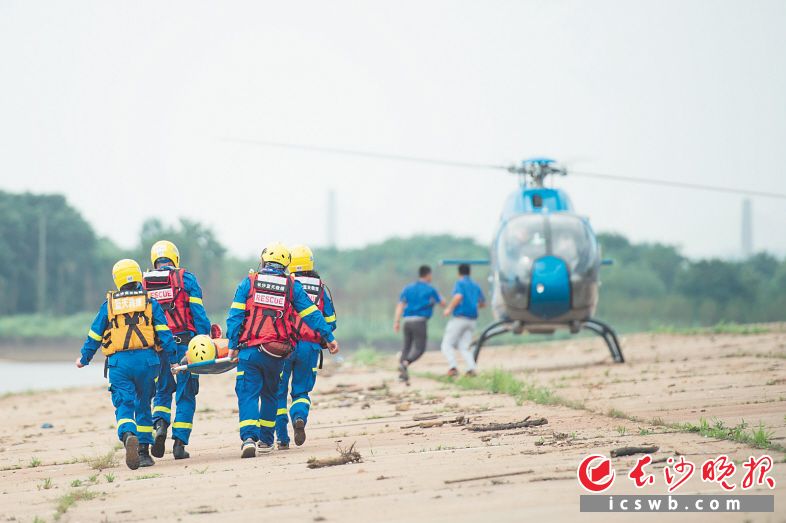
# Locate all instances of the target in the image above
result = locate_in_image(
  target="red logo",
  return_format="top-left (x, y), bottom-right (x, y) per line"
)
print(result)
top-left (577, 454), bottom-right (615, 492)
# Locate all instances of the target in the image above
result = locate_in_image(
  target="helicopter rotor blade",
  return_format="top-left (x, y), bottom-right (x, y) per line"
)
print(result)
top-left (224, 138), bottom-right (786, 200)
top-left (222, 138), bottom-right (509, 171)
top-left (570, 171), bottom-right (786, 200)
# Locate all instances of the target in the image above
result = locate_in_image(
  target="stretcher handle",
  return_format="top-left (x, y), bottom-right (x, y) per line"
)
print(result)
top-left (172, 356), bottom-right (237, 373)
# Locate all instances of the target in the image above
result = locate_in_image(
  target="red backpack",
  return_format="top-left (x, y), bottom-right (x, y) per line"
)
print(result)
top-left (143, 268), bottom-right (195, 334)
top-left (238, 272), bottom-right (298, 357)
top-left (291, 275), bottom-right (326, 343)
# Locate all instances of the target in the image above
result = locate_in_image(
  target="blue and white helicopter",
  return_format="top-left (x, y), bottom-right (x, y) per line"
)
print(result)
top-left (226, 139), bottom-right (786, 364)
top-left (441, 157), bottom-right (622, 363)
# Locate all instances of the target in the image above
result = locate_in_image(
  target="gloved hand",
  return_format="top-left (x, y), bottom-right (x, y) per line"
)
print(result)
top-left (227, 348), bottom-right (239, 361)
top-left (327, 340), bottom-right (340, 354)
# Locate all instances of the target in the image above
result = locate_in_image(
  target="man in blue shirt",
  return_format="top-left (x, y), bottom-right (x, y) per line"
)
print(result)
top-left (393, 265), bottom-right (444, 383)
top-left (441, 264), bottom-right (485, 377)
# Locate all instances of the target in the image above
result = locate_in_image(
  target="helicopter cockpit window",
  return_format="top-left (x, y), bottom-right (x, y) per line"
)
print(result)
top-left (549, 214), bottom-right (595, 276)
top-left (496, 215), bottom-right (547, 280)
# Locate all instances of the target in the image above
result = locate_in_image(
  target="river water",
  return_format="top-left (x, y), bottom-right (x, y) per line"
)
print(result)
top-left (0, 361), bottom-right (106, 394)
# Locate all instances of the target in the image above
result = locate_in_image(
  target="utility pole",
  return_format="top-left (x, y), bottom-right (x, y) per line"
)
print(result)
top-left (741, 198), bottom-right (752, 259)
top-left (37, 212), bottom-right (47, 313)
top-left (327, 189), bottom-right (337, 249)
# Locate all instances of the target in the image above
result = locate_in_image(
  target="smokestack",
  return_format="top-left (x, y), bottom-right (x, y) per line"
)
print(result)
top-left (741, 198), bottom-right (752, 258)
top-left (327, 189), bottom-right (337, 249)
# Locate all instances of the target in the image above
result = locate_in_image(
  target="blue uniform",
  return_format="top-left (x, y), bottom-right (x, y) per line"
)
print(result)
top-left (150, 266), bottom-right (211, 444)
top-left (399, 281), bottom-right (442, 318)
top-left (79, 291), bottom-right (177, 445)
top-left (227, 266), bottom-right (336, 445)
top-left (272, 287), bottom-right (337, 445)
top-left (451, 276), bottom-right (485, 319)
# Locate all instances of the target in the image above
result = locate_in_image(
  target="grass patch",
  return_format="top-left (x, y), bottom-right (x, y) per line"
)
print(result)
top-left (55, 488), bottom-right (99, 520)
top-left (421, 368), bottom-right (583, 409)
top-left (29, 456), bottom-right (42, 468)
top-left (127, 473), bottom-right (162, 481)
top-left (82, 450), bottom-right (118, 471)
top-left (677, 418), bottom-right (784, 453)
top-left (104, 473), bottom-right (115, 483)
top-left (351, 345), bottom-right (381, 366)
top-left (655, 322), bottom-right (770, 336)
top-left (38, 478), bottom-right (53, 490)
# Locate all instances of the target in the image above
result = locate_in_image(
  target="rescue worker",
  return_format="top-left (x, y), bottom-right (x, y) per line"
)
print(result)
top-left (75, 259), bottom-right (178, 470)
top-left (226, 242), bottom-right (339, 458)
top-left (268, 245), bottom-right (336, 449)
top-left (143, 240), bottom-right (211, 460)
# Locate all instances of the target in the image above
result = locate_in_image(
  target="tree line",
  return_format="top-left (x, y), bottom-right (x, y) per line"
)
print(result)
top-left (1, 190), bottom-right (784, 338)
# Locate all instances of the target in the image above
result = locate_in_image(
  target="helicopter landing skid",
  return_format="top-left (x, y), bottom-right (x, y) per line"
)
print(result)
top-left (582, 318), bottom-right (624, 363)
top-left (472, 320), bottom-right (514, 363)
top-left (471, 317), bottom-right (624, 364)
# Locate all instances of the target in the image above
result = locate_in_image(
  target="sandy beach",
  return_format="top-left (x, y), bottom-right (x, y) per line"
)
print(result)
top-left (1, 329), bottom-right (784, 522)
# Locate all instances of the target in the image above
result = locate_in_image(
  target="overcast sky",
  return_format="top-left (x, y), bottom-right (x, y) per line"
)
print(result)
top-left (1, 0), bottom-right (784, 259)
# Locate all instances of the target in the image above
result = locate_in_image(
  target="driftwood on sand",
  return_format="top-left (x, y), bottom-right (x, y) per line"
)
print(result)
top-left (307, 443), bottom-right (363, 469)
top-left (466, 416), bottom-right (548, 432)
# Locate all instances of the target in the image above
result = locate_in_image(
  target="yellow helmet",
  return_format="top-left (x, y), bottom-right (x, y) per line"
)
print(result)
top-left (150, 240), bottom-right (180, 268)
top-left (260, 242), bottom-right (291, 267)
top-left (112, 259), bottom-right (143, 290)
top-left (289, 245), bottom-right (314, 273)
top-left (186, 335), bottom-right (217, 364)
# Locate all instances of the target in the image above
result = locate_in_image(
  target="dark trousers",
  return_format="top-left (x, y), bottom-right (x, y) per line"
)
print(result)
top-left (401, 319), bottom-right (428, 364)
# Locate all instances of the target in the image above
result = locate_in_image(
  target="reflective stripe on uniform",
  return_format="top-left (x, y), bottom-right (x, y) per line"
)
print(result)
top-left (137, 425), bottom-right (153, 433)
top-left (291, 398), bottom-right (311, 408)
top-left (188, 296), bottom-right (203, 305)
top-left (312, 367), bottom-right (318, 373)
top-left (231, 302), bottom-right (246, 310)
top-left (259, 419), bottom-right (275, 428)
top-left (117, 418), bottom-right (137, 428)
top-left (324, 314), bottom-right (336, 323)
top-left (152, 406), bottom-right (171, 414)
top-left (236, 371), bottom-right (245, 377)
top-left (239, 419), bottom-right (260, 428)
top-left (172, 422), bottom-right (193, 429)
top-left (88, 329), bottom-right (102, 341)
top-left (298, 304), bottom-right (318, 318)
top-left (276, 408), bottom-right (288, 416)
top-left (155, 324), bottom-right (170, 332)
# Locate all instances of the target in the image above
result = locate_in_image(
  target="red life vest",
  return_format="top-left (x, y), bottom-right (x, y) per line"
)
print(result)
top-left (292, 275), bottom-right (326, 343)
top-left (238, 272), bottom-right (298, 357)
top-left (142, 268), bottom-right (195, 334)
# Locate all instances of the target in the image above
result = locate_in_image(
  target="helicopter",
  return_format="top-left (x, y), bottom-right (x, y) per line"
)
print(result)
top-left (224, 139), bottom-right (786, 364)
top-left (440, 157), bottom-right (622, 363)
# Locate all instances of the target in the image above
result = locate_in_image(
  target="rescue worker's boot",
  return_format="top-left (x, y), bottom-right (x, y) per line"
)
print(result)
top-left (122, 432), bottom-right (140, 471)
top-left (277, 441), bottom-right (290, 450)
top-left (172, 438), bottom-right (190, 460)
top-left (293, 418), bottom-right (307, 446)
top-left (241, 438), bottom-right (256, 459)
top-left (138, 444), bottom-right (155, 467)
top-left (256, 441), bottom-right (273, 455)
top-left (151, 419), bottom-right (168, 458)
